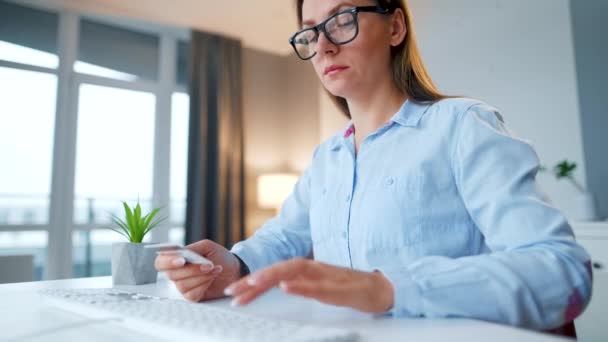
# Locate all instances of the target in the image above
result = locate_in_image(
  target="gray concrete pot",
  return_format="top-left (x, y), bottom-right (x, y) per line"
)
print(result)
top-left (111, 242), bottom-right (158, 285)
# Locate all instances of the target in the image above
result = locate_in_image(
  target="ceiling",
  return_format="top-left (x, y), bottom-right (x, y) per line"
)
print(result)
top-left (20, 0), bottom-right (300, 55)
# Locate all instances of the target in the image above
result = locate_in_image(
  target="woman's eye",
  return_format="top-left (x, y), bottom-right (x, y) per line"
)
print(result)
top-left (296, 35), bottom-right (318, 45)
top-left (296, 38), bottom-right (310, 45)
top-left (338, 20), bottom-right (355, 27)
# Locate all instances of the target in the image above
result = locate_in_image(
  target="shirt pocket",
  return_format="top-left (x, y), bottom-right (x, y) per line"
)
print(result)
top-left (359, 173), bottom-right (475, 260)
top-left (357, 174), bottom-right (424, 252)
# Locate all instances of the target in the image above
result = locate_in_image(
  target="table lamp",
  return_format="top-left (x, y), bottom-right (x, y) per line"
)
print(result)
top-left (257, 173), bottom-right (299, 214)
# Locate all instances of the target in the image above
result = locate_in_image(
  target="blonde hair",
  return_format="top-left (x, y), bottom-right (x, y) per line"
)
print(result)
top-left (295, 0), bottom-right (448, 118)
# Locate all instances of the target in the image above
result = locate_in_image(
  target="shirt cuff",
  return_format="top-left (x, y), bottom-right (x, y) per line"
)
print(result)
top-left (375, 267), bottom-right (424, 318)
top-left (231, 253), bottom-right (250, 277)
top-left (230, 241), bottom-right (263, 274)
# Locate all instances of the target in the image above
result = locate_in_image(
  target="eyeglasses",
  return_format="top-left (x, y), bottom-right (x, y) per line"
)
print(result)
top-left (289, 6), bottom-right (397, 61)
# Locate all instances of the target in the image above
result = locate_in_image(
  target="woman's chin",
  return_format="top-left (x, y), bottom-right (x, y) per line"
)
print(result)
top-left (323, 82), bottom-right (354, 99)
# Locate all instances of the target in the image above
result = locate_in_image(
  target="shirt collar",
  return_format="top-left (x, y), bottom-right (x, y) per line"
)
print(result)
top-left (329, 99), bottom-right (433, 151)
top-left (391, 99), bottom-right (433, 127)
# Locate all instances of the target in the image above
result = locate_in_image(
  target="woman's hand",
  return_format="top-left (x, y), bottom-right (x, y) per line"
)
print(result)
top-left (224, 258), bottom-right (395, 313)
top-left (154, 239), bottom-right (241, 302)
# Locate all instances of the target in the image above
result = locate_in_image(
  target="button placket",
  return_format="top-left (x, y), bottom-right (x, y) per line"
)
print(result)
top-left (342, 146), bottom-right (356, 269)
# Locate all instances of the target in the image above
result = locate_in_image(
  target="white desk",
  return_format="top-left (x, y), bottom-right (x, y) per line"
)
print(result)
top-left (0, 276), bottom-right (570, 342)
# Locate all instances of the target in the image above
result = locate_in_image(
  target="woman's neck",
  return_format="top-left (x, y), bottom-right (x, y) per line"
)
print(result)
top-left (347, 81), bottom-right (408, 149)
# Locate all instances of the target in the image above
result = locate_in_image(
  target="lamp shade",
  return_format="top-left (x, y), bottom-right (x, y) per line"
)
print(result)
top-left (257, 173), bottom-right (299, 209)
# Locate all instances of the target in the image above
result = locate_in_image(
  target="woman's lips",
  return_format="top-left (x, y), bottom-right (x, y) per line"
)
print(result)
top-left (324, 65), bottom-right (349, 76)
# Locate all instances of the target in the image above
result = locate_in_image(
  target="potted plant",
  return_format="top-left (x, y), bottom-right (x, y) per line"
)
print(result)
top-left (542, 160), bottom-right (598, 221)
top-left (104, 201), bottom-right (165, 285)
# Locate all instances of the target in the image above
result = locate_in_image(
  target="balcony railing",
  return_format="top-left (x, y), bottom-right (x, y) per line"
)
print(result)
top-left (0, 193), bottom-right (185, 279)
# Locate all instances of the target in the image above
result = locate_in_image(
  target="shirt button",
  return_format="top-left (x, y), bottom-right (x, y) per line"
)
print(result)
top-left (386, 178), bottom-right (394, 186)
top-left (342, 232), bottom-right (347, 239)
top-left (346, 194), bottom-right (351, 202)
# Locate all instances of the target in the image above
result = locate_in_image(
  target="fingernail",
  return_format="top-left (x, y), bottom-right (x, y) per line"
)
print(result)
top-left (212, 265), bottom-right (223, 274)
top-left (200, 264), bottom-right (213, 272)
top-left (172, 257), bottom-right (186, 266)
top-left (247, 277), bottom-right (256, 286)
top-left (224, 287), bottom-right (233, 296)
top-left (231, 297), bottom-right (240, 307)
top-left (279, 281), bottom-right (288, 290)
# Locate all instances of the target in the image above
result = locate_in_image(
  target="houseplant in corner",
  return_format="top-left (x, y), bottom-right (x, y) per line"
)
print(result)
top-left (104, 201), bottom-right (165, 285)
top-left (544, 160), bottom-right (598, 221)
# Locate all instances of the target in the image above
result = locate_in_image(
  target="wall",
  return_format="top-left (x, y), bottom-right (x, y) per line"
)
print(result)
top-left (570, 0), bottom-right (608, 219)
top-left (285, 54), bottom-right (320, 172)
top-left (242, 48), bottom-right (319, 236)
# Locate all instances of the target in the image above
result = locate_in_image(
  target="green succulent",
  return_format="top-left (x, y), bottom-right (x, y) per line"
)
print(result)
top-left (540, 159), bottom-right (585, 193)
top-left (105, 201), bottom-right (166, 243)
top-left (554, 160), bottom-right (577, 179)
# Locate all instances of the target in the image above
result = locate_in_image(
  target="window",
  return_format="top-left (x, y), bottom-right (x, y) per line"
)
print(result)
top-left (176, 41), bottom-right (190, 88)
top-left (0, 40), bottom-right (58, 69)
top-left (170, 92), bottom-right (190, 244)
top-left (0, 2), bottom-right (60, 280)
top-left (0, 231), bottom-right (48, 280)
top-left (0, 1), bottom-right (190, 280)
top-left (72, 84), bottom-right (156, 277)
top-left (0, 1), bottom-right (59, 68)
top-left (76, 19), bottom-right (159, 82)
top-left (73, 84), bottom-right (156, 224)
top-left (170, 92), bottom-right (189, 218)
top-left (0, 67), bottom-right (57, 225)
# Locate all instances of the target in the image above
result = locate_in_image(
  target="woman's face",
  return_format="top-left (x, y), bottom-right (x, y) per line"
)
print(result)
top-left (301, 0), bottom-right (398, 99)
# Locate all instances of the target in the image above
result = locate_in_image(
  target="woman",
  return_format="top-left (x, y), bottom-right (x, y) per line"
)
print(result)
top-left (155, 0), bottom-right (592, 331)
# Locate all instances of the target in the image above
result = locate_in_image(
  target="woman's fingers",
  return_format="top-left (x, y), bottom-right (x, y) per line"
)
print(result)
top-left (181, 275), bottom-right (218, 302)
top-left (224, 258), bottom-right (316, 305)
top-left (229, 282), bottom-right (273, 306)
top-left (224, 258), bottom-right (393, 313)
top-left (251, 258), bottom-right (311, 287)
top-left (155, 254), bottom-right (187, 271)
top-left (281, 270), bottom-right (394, 313)
top-left (175, 266), bottom-right (223, 301)
top-left (173, 266), bottom-right (222, 292)
top-left (280, 278), bottom-right (347, 306)
top-left (165, 263), bottom-right (215, 281)
top-left (223, 273), bottom-right (270, 305)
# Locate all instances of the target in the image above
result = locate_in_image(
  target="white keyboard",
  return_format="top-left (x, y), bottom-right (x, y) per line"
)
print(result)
top-left (40, 288), bottom-right (358, 342)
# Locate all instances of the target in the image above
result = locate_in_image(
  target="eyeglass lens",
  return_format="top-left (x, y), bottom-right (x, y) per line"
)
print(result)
top-left (293, 11), bottom-right (357, 59)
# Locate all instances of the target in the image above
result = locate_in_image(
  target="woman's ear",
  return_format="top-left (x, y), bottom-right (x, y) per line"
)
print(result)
top-left (390, 8), bottom-right (407, 47)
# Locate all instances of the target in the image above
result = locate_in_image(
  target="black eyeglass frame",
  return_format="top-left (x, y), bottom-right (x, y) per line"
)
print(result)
top-left (289, 5), bottom-right (397, 60)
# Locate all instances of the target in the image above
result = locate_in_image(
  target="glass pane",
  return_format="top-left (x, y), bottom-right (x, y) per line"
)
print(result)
top-left (176, 41), bottom-right (190, 88)
top-left (77, 19), bottom-right (159, 81)
top-left (0, 40), bottom-right (59, 69)
top-left (171, 92), bottom-right (189, 225)
top-left (72, 229), bottom-right (153, 278)
top-left (0, 2), bottom-right (59, 68)
top-left (169, 227), bottom-right (185, 245)
top-left (0, 231), bottom-right (48, 281)
top-left (73, 84), bottom-right (155, 225)
top-left (0, 67), bottom-right (57, 225)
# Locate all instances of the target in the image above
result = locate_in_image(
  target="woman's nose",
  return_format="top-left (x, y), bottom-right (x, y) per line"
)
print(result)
top-left (314, 31), bottom-right (338, 57)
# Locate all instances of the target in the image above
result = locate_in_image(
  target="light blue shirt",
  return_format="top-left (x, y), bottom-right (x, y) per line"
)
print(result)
top-left (231, 98), bottom-right (592, 330)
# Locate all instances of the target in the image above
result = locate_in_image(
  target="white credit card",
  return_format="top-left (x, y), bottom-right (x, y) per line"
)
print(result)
top-left (145, 243), bottom-right (214, 266)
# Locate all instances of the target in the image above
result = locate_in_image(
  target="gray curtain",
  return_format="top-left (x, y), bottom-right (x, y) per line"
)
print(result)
top-left (185, 31), bottom-right (245, 248)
